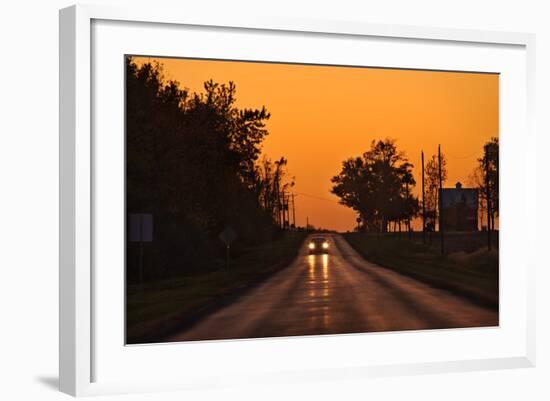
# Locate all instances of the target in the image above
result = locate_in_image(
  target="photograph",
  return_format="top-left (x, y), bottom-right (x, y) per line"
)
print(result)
top-left (125, 55), bottom-right (499, 344)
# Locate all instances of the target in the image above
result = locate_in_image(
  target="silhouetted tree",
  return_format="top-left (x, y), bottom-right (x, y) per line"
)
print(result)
top-left (469, 137), bottom-right (499, 230)
top-left (399, 162), bottom-right (420, 233)
top-left (254, 156), bottom-right (294, 225)
top-left (423, 153), bottom-right (447, 231)
top-left (331, 139), bottom-right (420, 232)
top-left (126, 57), bottom-right (287, 281)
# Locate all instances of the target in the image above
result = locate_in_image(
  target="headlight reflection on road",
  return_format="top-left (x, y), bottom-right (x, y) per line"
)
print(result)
top-left (306, 253), bottom-right (332, 329)
top-left (322, 254), bottom-right (329, 280)
top-left (322, 254), bottom-right (329, 297)
top-left (321, 254), bottom-right (331, 327)
top-left (307, 254), bottom-right (315, 272)
top-left (308, 254), bottom-right (316, 297)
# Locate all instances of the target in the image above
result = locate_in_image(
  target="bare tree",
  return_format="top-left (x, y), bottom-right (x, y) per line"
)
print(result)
top-left (255, 157), bottom-right (294, 226)
top-left (423, 153), bottom-right (447, 231)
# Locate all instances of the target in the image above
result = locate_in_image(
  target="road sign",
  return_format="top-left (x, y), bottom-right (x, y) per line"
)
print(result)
top-left (218, 226), bottom-right (237, 246)
top-left (219, 226), bottom-right (237, 270)
top-left (129, 213), bottom-right (153, 284)
top-left (129, 214), bottom-right (153, 242)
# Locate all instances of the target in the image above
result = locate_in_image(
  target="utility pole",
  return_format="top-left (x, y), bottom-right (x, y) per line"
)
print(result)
top-left (421, 150), bottom-right (426, 244)
top-left (281, 192), bottom-right (286, 229)
top-left (485, 149), bottom-right (492, 251)
top-left (274, 181), bottom-right (280, 228)
top-left (306, 216), bottom-right (309, 232)
top-left (284, 192), bottom-right (289, 229)
top-left (405, 180), bottom-right (410, 239)
top-left (279, 190), bottom-right (283, 229)
top-left (438, 145), bottom-right (444, 254)
top-left (291, 192), bottom-right (296, 229)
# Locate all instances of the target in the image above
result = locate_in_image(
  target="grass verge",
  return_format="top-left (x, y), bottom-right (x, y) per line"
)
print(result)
top-left (343, 233), bottom-right (498, 309)
top-left (127, 231), bottom-right (307, 344)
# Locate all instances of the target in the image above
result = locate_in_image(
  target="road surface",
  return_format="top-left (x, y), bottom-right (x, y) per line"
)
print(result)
top-left (170, 234), bottom-right (498, 341)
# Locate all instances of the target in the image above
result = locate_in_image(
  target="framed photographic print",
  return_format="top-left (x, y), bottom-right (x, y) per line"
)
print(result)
top-left (59, 4), bottom-right (536, 397)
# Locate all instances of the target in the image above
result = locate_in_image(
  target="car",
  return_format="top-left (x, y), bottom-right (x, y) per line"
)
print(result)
top-left (308, 236), bottom-right (330, 254)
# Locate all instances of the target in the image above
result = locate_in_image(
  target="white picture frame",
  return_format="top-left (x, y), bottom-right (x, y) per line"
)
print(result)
top-left (59, 4), bottom-right (536, 397)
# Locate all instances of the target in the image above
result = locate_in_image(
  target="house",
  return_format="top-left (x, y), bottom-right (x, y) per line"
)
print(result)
top-left (440, 182), bottom-right (478, 231)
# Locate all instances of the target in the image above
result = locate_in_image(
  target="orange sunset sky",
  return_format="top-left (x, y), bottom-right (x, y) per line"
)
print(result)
top-left (133, 56), bottom-right (499, 232)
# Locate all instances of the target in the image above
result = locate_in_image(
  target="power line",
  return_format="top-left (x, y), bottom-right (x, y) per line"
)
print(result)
top-left (294, 191), bottom-right (340, 204)
top-left (443, 151), bottom-right (481, 160)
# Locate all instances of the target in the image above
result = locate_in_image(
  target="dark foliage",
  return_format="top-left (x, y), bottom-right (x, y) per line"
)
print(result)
top-left (331, 139), bottom-right (420, 232)
top-left (126, 58), bottom-right (287, 281)
top-left (468, 137), bottom-right (499, 230)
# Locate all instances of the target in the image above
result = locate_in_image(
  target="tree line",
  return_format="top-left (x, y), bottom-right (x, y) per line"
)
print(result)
top-left (331, 137), bottom-right (499, 234)
top-left (126, 58), bottom-right (292, 281)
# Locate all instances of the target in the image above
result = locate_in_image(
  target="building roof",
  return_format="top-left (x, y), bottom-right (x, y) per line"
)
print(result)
top-left (441, 182), bottom-right (478, 208)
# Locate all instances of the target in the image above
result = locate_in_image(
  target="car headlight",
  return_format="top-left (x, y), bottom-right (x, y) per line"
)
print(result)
top-left (308, 243), bottom-right (315, 250)
top-left (322, 242), bottom-right (329, 249)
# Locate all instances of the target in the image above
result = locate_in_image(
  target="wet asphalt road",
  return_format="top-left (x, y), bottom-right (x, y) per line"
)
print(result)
top-left (170, 234), bottom-right (498, 341)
